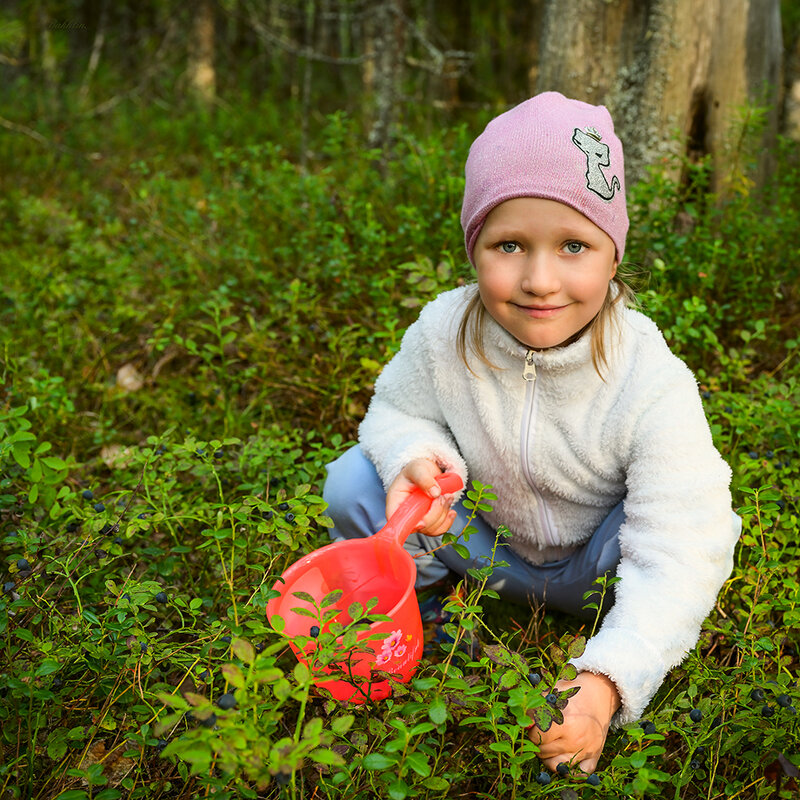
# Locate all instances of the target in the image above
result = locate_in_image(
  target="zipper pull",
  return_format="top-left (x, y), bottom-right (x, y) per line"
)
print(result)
top-left (523, 350), bottom-right (537, 382)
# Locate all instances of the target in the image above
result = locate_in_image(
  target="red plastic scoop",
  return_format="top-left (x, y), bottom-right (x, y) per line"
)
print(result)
top-left (266, 472), bottom-right (463, 703)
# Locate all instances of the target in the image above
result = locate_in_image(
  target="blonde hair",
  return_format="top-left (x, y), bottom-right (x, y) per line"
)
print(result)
top-left (456, 275), bottom-right (637, 380)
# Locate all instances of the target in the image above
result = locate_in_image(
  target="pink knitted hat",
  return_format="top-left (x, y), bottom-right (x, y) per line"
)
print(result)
top-left (461, 92), bottom-right (628, 264)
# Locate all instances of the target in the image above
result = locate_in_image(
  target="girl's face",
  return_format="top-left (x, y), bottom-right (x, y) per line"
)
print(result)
top-left (474, 197), bottom-right (617, 351)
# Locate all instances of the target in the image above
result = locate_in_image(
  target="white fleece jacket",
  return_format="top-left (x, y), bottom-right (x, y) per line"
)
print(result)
top-left (359, 285), bottom-right (739, 724)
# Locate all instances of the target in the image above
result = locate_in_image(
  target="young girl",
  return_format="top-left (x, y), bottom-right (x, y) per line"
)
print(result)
top-left (323, 92), bottom-right (741, 773)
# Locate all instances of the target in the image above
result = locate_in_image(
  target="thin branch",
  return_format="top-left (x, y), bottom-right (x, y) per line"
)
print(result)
top-left (0, 115), bottom-right (85, 158)
top-left (78, 0), bottom-right (108, 103)
top-left (242, 0), bottom-right (370, 65)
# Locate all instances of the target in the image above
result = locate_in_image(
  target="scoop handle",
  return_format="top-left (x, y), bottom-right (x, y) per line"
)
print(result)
top-left (375, 472), bottom-right (464, 547)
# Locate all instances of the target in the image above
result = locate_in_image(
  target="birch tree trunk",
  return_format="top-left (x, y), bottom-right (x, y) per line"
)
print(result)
top-left (188, 0), bottom-right (216, 105)
top-left (366, 0), bottom-right (404, 150)
top-left (536, 0), bottom-right (783, 191)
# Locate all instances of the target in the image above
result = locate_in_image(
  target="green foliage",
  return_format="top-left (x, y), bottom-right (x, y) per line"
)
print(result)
top-left (1, 86), bottom-right (799, 799)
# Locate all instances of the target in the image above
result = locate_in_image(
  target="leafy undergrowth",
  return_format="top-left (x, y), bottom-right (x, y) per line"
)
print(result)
top-left (1, 99), bottom-right (799, 798)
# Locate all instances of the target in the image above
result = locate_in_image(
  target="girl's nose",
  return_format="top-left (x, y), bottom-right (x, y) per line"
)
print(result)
top-left (520, 253), bottom-right (561, 296)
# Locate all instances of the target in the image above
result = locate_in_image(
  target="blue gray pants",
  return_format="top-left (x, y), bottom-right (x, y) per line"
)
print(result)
top-left (322, 445), bottom-right (624, 619)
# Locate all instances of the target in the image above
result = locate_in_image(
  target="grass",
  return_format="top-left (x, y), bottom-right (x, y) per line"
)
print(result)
top-left (0, 94), bottom-right (798, 799)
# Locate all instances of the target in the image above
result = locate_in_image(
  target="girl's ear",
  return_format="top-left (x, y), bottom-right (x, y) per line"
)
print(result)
top-left (610, 261), bottom-right (618, 280)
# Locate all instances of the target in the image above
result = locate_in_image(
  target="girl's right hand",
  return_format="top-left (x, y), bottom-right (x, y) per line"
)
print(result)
top-left (386, 459), bottom-right (457, 537)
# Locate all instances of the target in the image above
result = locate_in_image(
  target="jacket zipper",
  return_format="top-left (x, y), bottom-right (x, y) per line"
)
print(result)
top-left (520, 350), bottom-right (558, 547)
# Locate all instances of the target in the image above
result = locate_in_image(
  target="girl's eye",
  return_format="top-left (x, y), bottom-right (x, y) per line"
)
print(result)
top-left (499, 242), bottom-right (519, 254)
top-left (565, 241), bottom-right (586, 254)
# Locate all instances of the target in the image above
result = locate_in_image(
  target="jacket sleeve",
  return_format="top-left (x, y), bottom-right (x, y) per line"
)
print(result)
top-left (358, 302), bottom-right (469, 490)
top-left (570, 368), bottom-right (740, 725)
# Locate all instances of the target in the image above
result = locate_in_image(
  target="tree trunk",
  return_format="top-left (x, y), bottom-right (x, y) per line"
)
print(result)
top-left (366, 0), bottom-right (404, 151)
top-left (536, 0), bottom-right (783, 192)
top-left (188, 0), bottom-right (216, 105)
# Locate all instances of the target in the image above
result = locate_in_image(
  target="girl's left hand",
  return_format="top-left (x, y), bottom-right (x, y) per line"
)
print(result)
top-left (528, 672), bottom-right (621, 773)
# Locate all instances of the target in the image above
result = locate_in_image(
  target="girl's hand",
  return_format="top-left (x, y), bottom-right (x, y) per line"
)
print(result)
top-left (529, 672), bottom-right (621, 773)
top-left (386, 459), bottom-right (457, 537)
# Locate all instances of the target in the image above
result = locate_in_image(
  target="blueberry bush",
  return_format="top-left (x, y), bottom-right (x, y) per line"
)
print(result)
top-left (1, 95), bottom-right (799, 799)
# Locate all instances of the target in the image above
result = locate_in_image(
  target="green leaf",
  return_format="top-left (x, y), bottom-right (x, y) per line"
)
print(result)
top-left (221, 663), bottom-right (245, 689)
top-left (532, 706), bottom-right (552, 732)
top-left (35, 659), bottom-right (61, 677)
top-left (55, 792), bottom-right (90, 800)
top-left (291, 591), bottom-right (316, 604)
top-left (405, 750), bottom-right (430, 777)
top-left (232, 638), bottom-right (255, 664)
top-left (95, 791), bottom-right (122, 800)
top-left (331, 714), bottom-right (354, 735)
top-left (363, 752), bottom-right (396, 770)
top-left (500, 669), bottom-right (520, 689)
top-left (388, 780), bottom-right (409, 800)
top-left (452, 543), bottom-right (470, 559)
top-left (631, 751), bottom-right (647, 768)
top-left (310, 748), bottom-right (344, 765)
top-left (567, 635), bottom-right (586, 659)
top-left (321, 589), bottom-right (343, 607)
top-left (428, 697), bottom-right (447, 725)
top-left (293, 662), bottom-right (311, 683)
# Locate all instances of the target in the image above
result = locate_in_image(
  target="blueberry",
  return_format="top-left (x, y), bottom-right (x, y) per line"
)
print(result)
top-left (557, 762), bottom-right (570, 776)
top-left (587, 773), bottom-right (601, 786)
top-left (545, 692), bottom-right (558, 706)
top-left (94, 503), bottom-right (105, 513)
top-left (278, 502), bottom-right (290, 511)
top-left (750, 688), bottom-right (765, 702)
top-left (122, 593), bottom-right (131, 602)
top-left (201, 713), bottom-right (217, 728)
top-left (777, 694), bottom-right (792, 708)
top-left (761, 704), bottom-right (774, 718)
top-left (140, 643), bottom-right (148, 653)
top-left (155, 591), bottom-right (168, 604)
top-left (536, 771), bottom-right (551, 785)
top-left (689, 708), bottom-right (703, 722)
top-left (217, 692), bottom-right (237, 710)
top-left (3, 581), bottom-right (15, 593)
top-left (94, 548), bottom-right (107, 559)
top-left (748, 451), bottom-right (759, 459)
top-left (137, 513), bottom-right (149, 520)
top-left (723, 405), bottom-right (732, 413)
top-left (155, 739), bottom-right (167, 752)
top-left (255, 642), bottom-right (265, 653)
top-left (261, 510), bottom-right (274, 521)
top-left (640, 720), bottom-right (656, 735)
top-left (284, 512), bottom-right (295, 523)
top-left (156, 445), bottom-right (167, 455)
top-left (221, 635), bottom-right (231, 644)
top-left (766, 450), bottom-right (774, 459)
top-left (66, 521), bottom-right (80, 532)
top-left (99, 524), bottom-right (113, 535)
top-left (199, 670), bottom-right (210, 681)
top-left (690, 759), bottom-right (702, 770)
top-left (528, 672), bottom-right (541, 686)
top-left (16, 558), bottom-right (30, 571)
top-left (113, 537), bottom-right (123, 545)
top-left (701, 390), bottom-right (711, 399)
top-left (309, 625), bottom-right (320, 638)
top-left (694, 746), bottom-right (706, 757)
top-left (82, 489), bottom-right (94, 500)
top-left (52, 677), bottom-right (63, 689)
top-left (214, 450), bottom-right (224, 459)
top-left (496, 716), bottom-right (506, 726)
